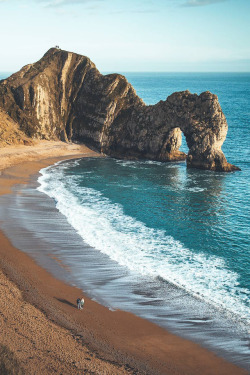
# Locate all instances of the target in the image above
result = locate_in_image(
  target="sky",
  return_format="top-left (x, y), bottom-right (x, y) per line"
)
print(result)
top-left (0, 0), bottom-right (249, 72)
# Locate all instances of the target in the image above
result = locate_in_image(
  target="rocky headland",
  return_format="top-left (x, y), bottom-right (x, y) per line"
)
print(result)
top-left (0, 48), bottom-right (240, 171)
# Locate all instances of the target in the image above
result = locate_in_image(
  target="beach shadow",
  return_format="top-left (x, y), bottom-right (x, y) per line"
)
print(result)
top-left (55, 298), bottom-right (76, 308)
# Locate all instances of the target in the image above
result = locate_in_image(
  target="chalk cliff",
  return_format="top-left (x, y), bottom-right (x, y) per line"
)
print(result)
top-left (0, 48), bottom-right (239, 171)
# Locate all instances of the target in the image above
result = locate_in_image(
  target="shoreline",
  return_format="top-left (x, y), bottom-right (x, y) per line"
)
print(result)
top-left (0, 141), bottom-right (247, 375)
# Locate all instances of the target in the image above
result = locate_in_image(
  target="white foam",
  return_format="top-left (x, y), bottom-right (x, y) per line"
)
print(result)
top-left (37, 163), bottom-right (250, 326)
top-left (186, 187), bottom-right (206, 192)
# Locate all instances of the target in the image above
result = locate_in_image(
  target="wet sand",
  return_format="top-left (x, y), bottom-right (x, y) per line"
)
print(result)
top-left (0, 141), bottom-right (247, 375)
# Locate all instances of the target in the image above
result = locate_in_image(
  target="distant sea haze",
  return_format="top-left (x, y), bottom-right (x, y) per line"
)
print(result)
top-left (0, 72), bottom-right (249, 369)
top-left (0, 73), bottom-right (12, 80)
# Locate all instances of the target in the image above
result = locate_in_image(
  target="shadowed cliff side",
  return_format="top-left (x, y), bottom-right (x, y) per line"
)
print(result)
top-left (0, 108), bottom-right (33, 147)
top-left (0, 48), bottom-right (240, 171)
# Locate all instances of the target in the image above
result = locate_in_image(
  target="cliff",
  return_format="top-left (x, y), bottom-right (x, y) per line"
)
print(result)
top-left (0, 48), bottom-right (240, 171)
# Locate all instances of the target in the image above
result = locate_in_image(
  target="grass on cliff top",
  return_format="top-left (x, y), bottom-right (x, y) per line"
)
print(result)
top-left (0, 345), bottom-right (25, 375)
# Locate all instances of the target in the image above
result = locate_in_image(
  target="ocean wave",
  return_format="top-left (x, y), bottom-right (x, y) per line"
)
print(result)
top-left (37, 162), bottom-right (250, 326)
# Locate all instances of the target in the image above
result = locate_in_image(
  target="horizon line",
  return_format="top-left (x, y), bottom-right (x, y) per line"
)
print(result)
top-left (1, 71), bottom-right (250, 75)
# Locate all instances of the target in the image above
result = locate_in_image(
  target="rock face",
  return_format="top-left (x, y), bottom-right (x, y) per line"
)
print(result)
top-left (0, 48), bottom-right (239, 171)
top-left (0, 108), bottom-right (33, 147)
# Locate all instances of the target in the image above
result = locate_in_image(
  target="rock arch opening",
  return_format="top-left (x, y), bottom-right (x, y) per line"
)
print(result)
top-left (179, 130), bottom-right (189, 155)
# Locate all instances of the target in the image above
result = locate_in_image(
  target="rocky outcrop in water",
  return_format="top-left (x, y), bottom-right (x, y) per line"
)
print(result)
top-left (0, 48), bottom-right (239, 171)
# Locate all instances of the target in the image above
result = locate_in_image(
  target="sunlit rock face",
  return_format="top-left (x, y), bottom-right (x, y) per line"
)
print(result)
top-left (0, 48), bottom-right (239, 171)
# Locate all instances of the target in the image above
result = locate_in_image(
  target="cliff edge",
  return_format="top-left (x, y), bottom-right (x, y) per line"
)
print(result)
top-left (0, 48), bottom-right (240, 171)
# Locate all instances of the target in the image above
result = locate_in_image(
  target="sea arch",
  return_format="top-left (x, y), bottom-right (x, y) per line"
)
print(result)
top-left (101, 90), bottom-right (238, 172)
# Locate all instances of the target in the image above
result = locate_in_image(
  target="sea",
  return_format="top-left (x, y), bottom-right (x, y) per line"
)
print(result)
top-left (0, 72), bottom-right (249, 369)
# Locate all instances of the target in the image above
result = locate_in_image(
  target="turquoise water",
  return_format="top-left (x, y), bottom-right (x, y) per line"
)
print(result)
top-left (0, 72), bottom-right (249, 367)
top-left (122, 72), bottom-right (250, 288)
top-left (39, 156), bottom-right (250, 320)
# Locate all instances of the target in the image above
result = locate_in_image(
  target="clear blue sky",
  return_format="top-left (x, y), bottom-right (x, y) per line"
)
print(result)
top-left (0, 0), bottom-right (249, 72)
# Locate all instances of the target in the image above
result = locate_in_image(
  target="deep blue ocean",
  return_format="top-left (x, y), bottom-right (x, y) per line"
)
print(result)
top-left (0, 72), bottom-right (249, 368)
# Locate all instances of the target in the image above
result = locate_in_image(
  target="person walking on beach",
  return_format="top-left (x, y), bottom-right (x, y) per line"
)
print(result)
top-left (77, 297), bottom-right (85, 310)
top-left (77, 298), bottom-right (81, 310)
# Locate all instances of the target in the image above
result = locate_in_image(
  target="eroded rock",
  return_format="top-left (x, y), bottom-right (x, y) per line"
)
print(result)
top-left (0, 48), bottom-right (240, 171)
top-left (0, 108), bottom-right (33, 147)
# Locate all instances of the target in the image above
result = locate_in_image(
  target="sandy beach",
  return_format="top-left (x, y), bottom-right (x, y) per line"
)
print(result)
top-left (0, 141), bottom-right (247, 375)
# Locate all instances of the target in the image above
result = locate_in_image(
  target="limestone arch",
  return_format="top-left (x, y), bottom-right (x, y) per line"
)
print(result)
top-left (144, 91), bottom-right (234, 171)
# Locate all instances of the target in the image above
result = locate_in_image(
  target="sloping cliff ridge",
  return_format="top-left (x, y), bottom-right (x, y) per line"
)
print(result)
top-left (0, 48), bottom-right (239, 171)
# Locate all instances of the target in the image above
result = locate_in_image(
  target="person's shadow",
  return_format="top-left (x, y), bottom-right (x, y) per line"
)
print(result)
top-left (55, 298), bottom-right (76, 308)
